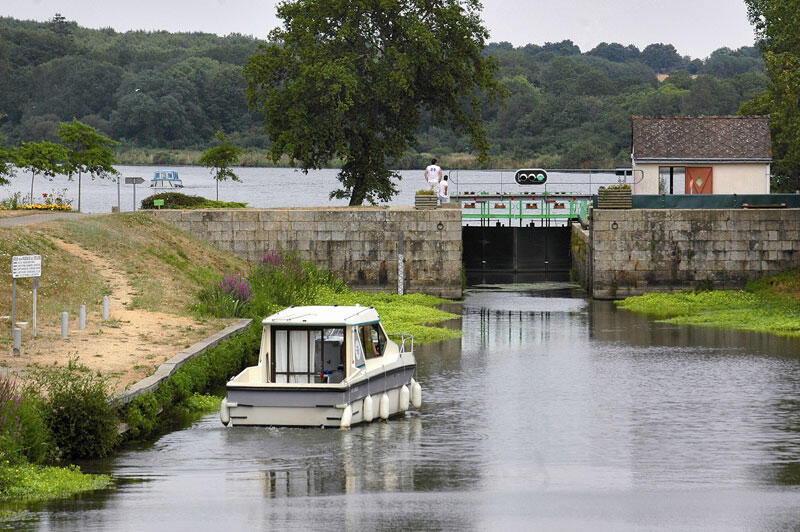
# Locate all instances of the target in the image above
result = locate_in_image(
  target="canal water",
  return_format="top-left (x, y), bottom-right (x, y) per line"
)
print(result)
top-left (8, 287), bottom-right (800, 530)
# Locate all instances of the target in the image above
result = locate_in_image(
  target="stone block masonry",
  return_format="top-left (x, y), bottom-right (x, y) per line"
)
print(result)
top-left (589, 208), bottom-right (800, 299)
top-left (149, 207), bottom-right (462, 299)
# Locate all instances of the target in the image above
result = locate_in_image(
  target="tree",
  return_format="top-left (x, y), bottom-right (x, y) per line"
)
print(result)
top-left (0, 113), bottom-right (14, 185)
top-left (640, 43), bottom-right (682, 73)
top-left (198, 130), bottom-right (244, 200)
top-left (742, 0), bottom-right (800, 190)
top-left (13, 141), bottom-right (68, 204)
top-left (244, 0), bottom-right (504, 205)
top-left (58, 119), bottom-right (119, 212)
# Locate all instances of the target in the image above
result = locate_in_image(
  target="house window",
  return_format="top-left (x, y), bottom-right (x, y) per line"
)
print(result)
top-left (658, 167), bottom-right (686, 195)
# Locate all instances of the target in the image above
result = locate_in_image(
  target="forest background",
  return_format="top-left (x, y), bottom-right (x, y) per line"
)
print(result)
top-left (0, 15), bottom-right (766, 170)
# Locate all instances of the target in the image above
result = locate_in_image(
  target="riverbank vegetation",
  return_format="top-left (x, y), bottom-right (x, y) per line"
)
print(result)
top-left (0, 213), bottom-right (458, 506)
top-left (616, 269), bottom-right (800, 337)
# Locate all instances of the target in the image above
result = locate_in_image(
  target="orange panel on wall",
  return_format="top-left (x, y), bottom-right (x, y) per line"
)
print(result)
top-left (686, 167), bottom-right (713, 194)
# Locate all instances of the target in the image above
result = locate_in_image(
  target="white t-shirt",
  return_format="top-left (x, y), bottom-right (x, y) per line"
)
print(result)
top-left (425, 164), bottom-right (441, 184)
top-left (438, 181), bottom-right (449, 201)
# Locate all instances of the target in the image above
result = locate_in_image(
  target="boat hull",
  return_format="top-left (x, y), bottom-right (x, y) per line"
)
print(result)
top-left (223, 363), bottom-right (417, 428)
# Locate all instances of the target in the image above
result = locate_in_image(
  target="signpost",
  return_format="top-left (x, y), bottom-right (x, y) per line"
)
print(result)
top-left (11, 254), bottom-right (42, 337)
top-left (153, 199), bottom-right (165, 209)
top-left (125, 177), bottom-right (145, 211)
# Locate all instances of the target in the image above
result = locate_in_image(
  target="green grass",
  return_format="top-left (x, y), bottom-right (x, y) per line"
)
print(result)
top-left (313, 289), bottom-right (461, 344)
top-left (0, 461), bottom-right (111, 502)
top-left (616, 272), bottom-right (800, 336)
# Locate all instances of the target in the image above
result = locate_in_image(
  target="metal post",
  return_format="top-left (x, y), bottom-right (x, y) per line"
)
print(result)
top-left (133, 182), bottom-right (136, 212)
top-left (12, 327), bottom-right (21, 357)
top-left (32, 278), bottom-right (38, 337)
top-left (102, 295), bottom-right (110, 320)
top-left (61, 312), bottom-right (69, 339)
top-left (79, 304), bottom-right (86, 330)
top-left (397, 232), bottom-right (405, 296)
top-left (11, 278), bottom-right (16, 332)
top-left (117, 175), bottom-right (121, 212)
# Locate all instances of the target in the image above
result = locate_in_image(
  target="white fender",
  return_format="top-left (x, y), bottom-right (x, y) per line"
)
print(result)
top-left (220, 398), bottom-right (230, 426)
top-left (411, 379), bottom-right (422, 409)
top-left (379, 392), bottom-right (390, 420)
top-left (363, 395), bottom-right (374, 422)
top-left (340, 405), bottom-right (353, 429)
top-left (399, 385), bottom-right (410, 412)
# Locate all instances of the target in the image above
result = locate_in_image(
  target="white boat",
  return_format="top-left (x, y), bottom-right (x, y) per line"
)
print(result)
top-left (220, 305), bottom-right (422, 428)
top-left (150, 170), bottom-right (183, 188)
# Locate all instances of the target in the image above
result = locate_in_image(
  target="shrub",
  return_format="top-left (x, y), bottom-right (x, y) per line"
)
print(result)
top-left (416, 189), bottom-right (435, 195)
top-left (140, 192), bottom-right (246, 210)
top-left (0, 377), bottom-right (23, 463)
top-left (194, 273), bottom-right (253, 318)
top-left (29, 360), bottom-right (119, 459)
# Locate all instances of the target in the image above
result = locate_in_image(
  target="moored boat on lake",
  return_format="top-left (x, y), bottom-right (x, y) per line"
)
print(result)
top-left (150, 170), bottom-right (183, 188)
top-left (220, 305), bottom-right (422, 428)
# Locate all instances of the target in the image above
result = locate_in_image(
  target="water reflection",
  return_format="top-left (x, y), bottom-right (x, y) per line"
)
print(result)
top-left (8, 288), bottom-right (800, 530)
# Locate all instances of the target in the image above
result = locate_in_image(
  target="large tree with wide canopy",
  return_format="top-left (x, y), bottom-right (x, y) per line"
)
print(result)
top-left (244, 0), bottom-right (504, 205)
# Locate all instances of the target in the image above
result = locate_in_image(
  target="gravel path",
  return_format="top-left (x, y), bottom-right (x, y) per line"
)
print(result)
top-left (0, 212), bottom-right (91, 227)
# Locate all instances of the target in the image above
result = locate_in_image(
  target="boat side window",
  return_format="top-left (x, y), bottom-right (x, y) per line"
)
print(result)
top-left (358, 323), bottom-right (386, 359)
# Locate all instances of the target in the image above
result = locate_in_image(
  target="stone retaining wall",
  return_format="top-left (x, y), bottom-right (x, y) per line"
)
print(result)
top-left (148, 206), bottom-right (462, 299)
top-left (570, 222), bottom-right (591, 290)
top-left (591, 208), bottom-right (800, 299)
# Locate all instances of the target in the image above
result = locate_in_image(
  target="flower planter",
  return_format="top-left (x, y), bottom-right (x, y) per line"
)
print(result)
top-left (414, 193), bottom-right (438, 209)
top-left (597, 188), bottom-right (632, 209)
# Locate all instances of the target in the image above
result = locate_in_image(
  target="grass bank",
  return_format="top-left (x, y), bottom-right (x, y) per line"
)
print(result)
top-left (616, 269), bottom-right (800, 336)
top-left (0, 214), bottom-right (459, 507)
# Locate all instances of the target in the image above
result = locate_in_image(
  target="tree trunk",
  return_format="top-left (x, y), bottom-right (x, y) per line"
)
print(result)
top-left (349, 179), bottom-right (367, 206)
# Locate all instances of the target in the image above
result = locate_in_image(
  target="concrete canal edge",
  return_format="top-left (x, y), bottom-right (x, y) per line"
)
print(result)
top-left (112, 318), bottom-right (252, 432)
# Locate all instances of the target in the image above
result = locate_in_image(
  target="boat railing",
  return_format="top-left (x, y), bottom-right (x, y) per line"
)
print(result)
top-left (389, 333), bottom-right (414, 354)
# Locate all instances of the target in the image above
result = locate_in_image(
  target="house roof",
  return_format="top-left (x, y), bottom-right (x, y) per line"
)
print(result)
top-left (632, 116), bottom-right (771, 163)
top-left (263, 305), bottom-right (380, 326)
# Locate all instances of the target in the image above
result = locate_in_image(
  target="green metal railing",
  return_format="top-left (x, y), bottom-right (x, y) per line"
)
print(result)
top-left (460, 192), bottom-right (590, 226)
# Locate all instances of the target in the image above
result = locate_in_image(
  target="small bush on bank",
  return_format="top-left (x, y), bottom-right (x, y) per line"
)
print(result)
top-left (140, 192), bottom-right (247, 210)
top-left (0, 378), bottom-right (53, 465)
top-left (194, 273), bottom-right (253, 318)
top-left (28, 360), bottom-right (119, 459)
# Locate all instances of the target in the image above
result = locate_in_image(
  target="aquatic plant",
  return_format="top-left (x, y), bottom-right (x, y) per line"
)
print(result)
top-left (0, 377), bottom-right (22, 462)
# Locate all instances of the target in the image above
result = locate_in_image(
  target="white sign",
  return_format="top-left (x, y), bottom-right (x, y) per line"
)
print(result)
top-left (12, 255), bottom-right (42, 278)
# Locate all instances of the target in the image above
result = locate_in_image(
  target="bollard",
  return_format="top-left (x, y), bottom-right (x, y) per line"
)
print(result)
top-left (61, 312), bottom-right (69, 339)
top-left (102, 296), bottom-right (110, 320)
top-left (12, 327), bottom-right (21, 357)
top-left (79, 304), bottom-right (86, 330)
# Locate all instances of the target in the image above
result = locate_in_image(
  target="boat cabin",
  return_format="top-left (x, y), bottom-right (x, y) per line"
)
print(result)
top-left (257, 305), bottom-right (391, 385)
top-left (151, 170), bottom-right (183, 188)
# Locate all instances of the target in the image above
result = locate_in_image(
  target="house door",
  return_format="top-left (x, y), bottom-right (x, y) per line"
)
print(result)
top-left (686, 167), bottom-right (713, 194)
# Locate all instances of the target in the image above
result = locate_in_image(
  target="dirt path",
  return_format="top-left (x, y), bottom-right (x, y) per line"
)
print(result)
top-left (1, 238), bottom-right (230, 393)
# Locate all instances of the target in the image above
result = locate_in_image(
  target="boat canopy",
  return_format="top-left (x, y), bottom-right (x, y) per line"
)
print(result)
top-left (263, 305), bottom-right (380, 327)
top-left (152, 170), bottom-right (180, 181)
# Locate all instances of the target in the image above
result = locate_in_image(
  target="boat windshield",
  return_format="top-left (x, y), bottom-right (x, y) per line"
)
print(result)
top-left (357, 322), bottom-right (386, 359)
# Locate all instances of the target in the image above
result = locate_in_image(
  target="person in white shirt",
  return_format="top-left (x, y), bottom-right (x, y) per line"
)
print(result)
top-left (424, 159), bottom-right (442, 194)
top-left (438, 175), bottom-right (449, 205)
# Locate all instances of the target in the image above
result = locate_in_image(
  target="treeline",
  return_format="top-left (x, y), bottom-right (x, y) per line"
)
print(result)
top-left (0, 15), bottom-right (766, 167)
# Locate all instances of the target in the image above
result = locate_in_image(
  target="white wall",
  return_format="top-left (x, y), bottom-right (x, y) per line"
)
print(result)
top-left (632, 162), bottom-right (770, 195)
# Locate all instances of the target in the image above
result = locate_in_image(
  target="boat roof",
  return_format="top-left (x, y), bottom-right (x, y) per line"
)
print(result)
top-left (262, 305), bottom-right (381, 326)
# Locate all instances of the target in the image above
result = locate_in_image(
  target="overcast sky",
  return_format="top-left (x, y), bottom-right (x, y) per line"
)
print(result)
top-left (3, 0), bottom-right (756, 59)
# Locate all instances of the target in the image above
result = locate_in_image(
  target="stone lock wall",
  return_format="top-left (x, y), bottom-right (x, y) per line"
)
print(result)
top-left (148, 207), bottom-right (463, 299)
top-left (590, 208), bottom-right (800, 299)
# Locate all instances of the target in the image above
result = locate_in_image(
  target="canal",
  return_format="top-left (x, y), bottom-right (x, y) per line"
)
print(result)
top-left (11, 287), bottom-right (800, 530)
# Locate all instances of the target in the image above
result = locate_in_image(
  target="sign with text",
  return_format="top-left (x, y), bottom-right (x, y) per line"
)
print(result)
top-left (153, 199), bottom-right (165, 207)
top-left (12, 255), bottom-right (42, 278)
top-left (515, 169), bottom-right (548, 185)
top-left (125, 177), bottom-right (145, 185)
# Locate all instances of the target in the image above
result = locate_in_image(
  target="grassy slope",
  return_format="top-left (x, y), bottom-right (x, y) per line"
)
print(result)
top-left (616, 269), bottom-right (800, 336)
